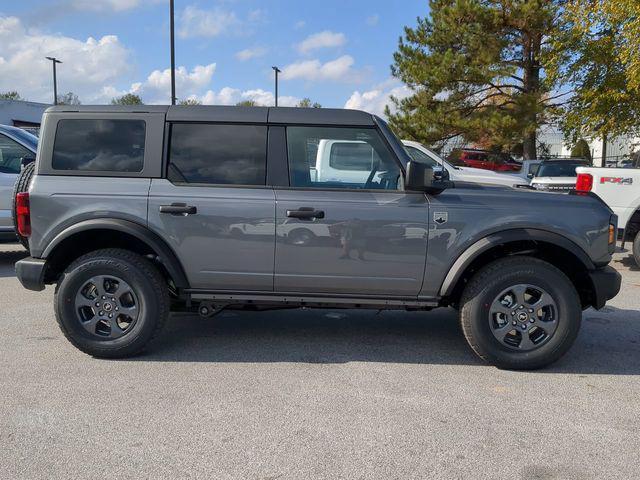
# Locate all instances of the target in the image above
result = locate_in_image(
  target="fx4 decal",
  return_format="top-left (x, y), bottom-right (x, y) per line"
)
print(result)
top-left (601, 177), bottom-right (633, 185)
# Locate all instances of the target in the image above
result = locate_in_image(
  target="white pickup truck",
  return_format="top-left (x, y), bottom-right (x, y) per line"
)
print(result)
top-left (576, 166), bottom-right (640, 265)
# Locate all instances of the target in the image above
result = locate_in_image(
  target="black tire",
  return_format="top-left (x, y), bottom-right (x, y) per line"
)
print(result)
top-left (633, 231), bottom-right (640, 268)
top-left (54, 248), bottom-right (170, 358)
top-left (459, 256), bottom-right (581, 370)
top-left (11, 161), bottom-right (35, 251)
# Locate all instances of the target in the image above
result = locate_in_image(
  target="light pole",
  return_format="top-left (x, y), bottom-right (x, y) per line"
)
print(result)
top-left (170, 0), bottom-right (177, 105)
top-left (45, 57), bottom-right (62, 105)
top-left (272, 66), bottom-right (281, 107)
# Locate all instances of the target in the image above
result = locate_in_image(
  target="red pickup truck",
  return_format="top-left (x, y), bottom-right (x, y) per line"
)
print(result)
top-left (458, 149), bottom-right (522, 172)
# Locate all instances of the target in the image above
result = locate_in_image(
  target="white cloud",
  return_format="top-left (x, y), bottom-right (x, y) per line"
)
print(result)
top-left (366, 14), bottom-right (380, 26)
top-left (294, 20), bottom-right (306, 30)
top-left (178, 5), bottom-right (238, 39)
top-left (344, 80), bottom-right (413, 117)
top-left (128, 64), bottom-right (217, 103)
top-left (0, 16), bottom-right (131, 103)
top-left (297, 30), bottom-right (346, 54)
top-left (235, 46), bottom-right (267, 62)
top-left (281, 55), bottom-right (358, 83)
top-left (201, 88), bottom-right (299, 107)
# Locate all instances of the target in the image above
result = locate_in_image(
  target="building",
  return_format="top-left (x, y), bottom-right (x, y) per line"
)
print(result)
top-left (0, 100), bottom-right (50, 132)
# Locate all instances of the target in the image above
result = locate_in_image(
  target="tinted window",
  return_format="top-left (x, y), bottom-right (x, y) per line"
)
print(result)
top-left (537, 162), bottom-right (586, 177)
top-left (0, 134), bottom-right (33, 174)
top-left (52, 120), bottom-right (145, 172)
top-left (329, 142), bottom-right (380, 171)
top-left (287, 126), bottom-right (401, 190)
top-left (168, 124), bottom-right (267, 185)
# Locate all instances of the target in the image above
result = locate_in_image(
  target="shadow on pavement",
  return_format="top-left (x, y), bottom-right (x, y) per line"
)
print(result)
top-left (0, 249), bottom-right (27, 278)
top-left (138, 306), bottom-right (640, 375)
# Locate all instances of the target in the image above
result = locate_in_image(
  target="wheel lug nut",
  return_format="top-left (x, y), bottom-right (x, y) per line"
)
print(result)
top-left (519, 305), bottom-right (524, 309)
top-left (529, 319), bottom-right (535, 323)
top-left (512, 321), bottom-right (517, 326)
top-left (529, 309), bottom-right (534, 313)
top-left (102, 296), bottom-right (106, 300)
top-left (108, 314), bottom-right (113, 318)
top-left (521, 324), bottom-right (527, 330)
top-left (99, 311), bottom-right (104, 316)
top-left (95, 302), bottom-right (100, 307)
top-left (115, 307), bottom-right (119, 311)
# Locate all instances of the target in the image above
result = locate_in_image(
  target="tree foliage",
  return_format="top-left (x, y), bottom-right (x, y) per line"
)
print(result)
top-left (111, 93), bottom-right (144, 105)
top-left (570, 138), bottom-right (592, 161)
top-left (548, 0), bottom-right (640, 148)
top-left (178, 98), bottom-right (202, 106)
top-left (387, 0), bottom-right (563, 159)
top-left (236, 100), bottom-right (257, 107)
top-left (0, 91), bottom-right (22, 101)
top-left (297, 98), bottom-right (322, 108)
top-left (57, 92), bottom-right (81, 105)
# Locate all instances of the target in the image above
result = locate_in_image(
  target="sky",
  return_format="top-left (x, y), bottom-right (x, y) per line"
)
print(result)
top-left (0, 0), bottom-right (430, 115)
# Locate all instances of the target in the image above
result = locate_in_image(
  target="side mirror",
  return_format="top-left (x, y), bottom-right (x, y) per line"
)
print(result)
top-left (405, 161), bottom-right (452, 194)
top-left (527, 172), bottom-right (534, 179)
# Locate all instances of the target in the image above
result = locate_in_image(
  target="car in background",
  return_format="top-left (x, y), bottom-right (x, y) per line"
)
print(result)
top-left (402, 141), bottom-right (526, 187)
top-left (456, 148), bottom-right (522, 172)
top-left (0, 125), bottom-right (38, 241)
top-left (529, 159), bottom-right (590, 192)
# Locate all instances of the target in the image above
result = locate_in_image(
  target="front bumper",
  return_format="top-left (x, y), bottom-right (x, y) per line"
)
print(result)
top-left (589, 266), bottom-right (621, 309)
top-left (15, 257), bottom-right (46, 292)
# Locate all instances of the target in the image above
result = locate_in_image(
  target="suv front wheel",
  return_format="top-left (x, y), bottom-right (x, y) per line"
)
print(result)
top-left (54, 249), bottom-right (170, 358)
top-left (460, 257), bottom-right (581, 370)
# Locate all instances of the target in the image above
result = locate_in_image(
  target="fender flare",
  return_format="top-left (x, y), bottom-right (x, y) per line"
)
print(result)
top-left (42, 218), bottom-right (190, 289)
top-left (439, 228), bottom-right (595, 297)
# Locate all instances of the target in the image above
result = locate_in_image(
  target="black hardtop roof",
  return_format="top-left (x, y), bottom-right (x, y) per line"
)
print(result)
top-left (45, 105), bottom-right (377, 126)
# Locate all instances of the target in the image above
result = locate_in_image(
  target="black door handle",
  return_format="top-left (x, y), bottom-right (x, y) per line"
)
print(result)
top-left (287, 207), bottom-right (325, 220)
top-left (159, 203), bottom-right (197, 215)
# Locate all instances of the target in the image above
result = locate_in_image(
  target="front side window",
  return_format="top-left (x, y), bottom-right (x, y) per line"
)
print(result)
top-left (52, 119), bottom-right (145, 172)
top-left (0, 134), bottom-right (33, 174)
top-left (168, 124), bottom-right (267, 186)
top-left (287, 126), bottom-right (401, 190)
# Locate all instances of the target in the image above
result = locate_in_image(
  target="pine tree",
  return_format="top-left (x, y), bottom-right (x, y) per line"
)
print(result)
top-left (387, 0), bottom-right (563, 159)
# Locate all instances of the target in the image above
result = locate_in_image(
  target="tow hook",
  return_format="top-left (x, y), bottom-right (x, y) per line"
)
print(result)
top-left (198, 301), bottom-right (226, 318)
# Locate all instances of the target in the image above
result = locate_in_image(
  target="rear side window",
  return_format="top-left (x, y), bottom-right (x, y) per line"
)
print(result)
top-left (52, 120), bottom-right (145, 172)
top-left (168, 124), bottom-right (267, 186)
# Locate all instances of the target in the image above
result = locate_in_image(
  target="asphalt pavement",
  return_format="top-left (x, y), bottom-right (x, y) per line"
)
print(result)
top-left (0, 242), bottom-right (638, 480)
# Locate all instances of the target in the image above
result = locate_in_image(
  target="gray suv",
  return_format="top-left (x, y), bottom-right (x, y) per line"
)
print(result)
top-left (15, 105), bottom-right (621, 369)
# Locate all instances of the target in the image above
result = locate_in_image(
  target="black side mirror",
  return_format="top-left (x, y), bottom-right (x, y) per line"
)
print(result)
top-left (405, 161), bottom-right (452, 194)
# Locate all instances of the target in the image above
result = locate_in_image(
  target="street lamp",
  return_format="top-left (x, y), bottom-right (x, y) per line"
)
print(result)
top-left (272, 66), bottom-right (281, 107)
top-left (45, 57), bottom-right (62, 105)
top-left (170, 0), bottom-right (177, 105)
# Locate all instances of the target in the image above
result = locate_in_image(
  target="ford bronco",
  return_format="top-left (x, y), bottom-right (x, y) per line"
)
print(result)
top-left (14, 105), bottom-right (621, 369)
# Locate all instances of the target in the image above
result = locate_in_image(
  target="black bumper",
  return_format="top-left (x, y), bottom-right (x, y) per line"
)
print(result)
top-left (589, 266), bottom-right (621, 310)
top-left (15, 257), bottom-right (47, 292)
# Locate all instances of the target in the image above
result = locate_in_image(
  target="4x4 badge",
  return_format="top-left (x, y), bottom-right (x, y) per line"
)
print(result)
top-left (434, 212), bottom-right (448, 225)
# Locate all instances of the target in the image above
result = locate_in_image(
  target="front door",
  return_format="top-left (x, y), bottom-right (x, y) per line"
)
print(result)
top-left (274, 126), bottom-right (429, 296)
top-left (148, 123), bottom-right (275, 291)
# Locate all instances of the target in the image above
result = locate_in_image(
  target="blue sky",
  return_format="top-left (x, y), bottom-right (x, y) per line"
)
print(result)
top-left (0, 0), bottom-right (429, 114)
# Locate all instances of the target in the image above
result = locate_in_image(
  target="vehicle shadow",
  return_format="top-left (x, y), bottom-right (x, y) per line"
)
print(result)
top-left (139, 306), bottom-right (640, 375)
top-left (0, 248), bottom-right (27, 278)
top-left (617, 255), bottom-right (639, 271)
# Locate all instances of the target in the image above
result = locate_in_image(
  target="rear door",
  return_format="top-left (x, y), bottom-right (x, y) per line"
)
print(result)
top-left (273, 125), bottom-right (429, 296)
top-left (148, 122), bottom-right (275, 291)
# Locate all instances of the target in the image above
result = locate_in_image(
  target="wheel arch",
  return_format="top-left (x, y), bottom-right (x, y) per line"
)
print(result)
top-left (440, 229), bottom-right (597, 308)
top-left (42, 218), bottom-right (190, 289)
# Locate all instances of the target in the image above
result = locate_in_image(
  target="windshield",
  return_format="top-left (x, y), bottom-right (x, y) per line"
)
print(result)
top-left (536, 162), bottom-right (586, 177)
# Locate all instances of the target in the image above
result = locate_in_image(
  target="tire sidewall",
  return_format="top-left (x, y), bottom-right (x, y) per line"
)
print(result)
top-left (463, 261), bottom-right (581, 369)
top-left (56, 255), bottom-right (161, 355)
top-left (633, 231), bottom-right (640, 268)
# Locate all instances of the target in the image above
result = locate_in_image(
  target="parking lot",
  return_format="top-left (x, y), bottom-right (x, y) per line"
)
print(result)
top-left (0, 242), bottom-right (638, 479)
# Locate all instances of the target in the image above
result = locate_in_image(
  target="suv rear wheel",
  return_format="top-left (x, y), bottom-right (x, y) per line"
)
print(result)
top-left (54, 248), bottom-right (170, 358)
top-left (459, 257), bottom-right (581, 370)
top-left (12, 161), bottom-right (35, 251)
